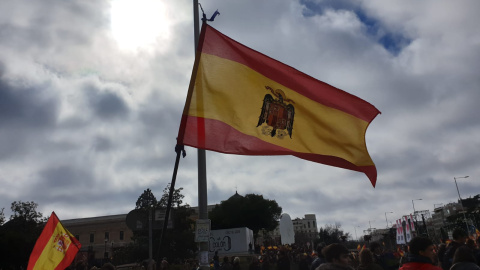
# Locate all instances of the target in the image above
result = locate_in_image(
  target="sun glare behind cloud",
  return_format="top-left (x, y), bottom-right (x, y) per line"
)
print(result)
top-left (110, 0), bottom-right (170, 51)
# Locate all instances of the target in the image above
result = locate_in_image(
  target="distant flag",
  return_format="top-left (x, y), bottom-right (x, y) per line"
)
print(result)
top-left (445, 240), bottom-right (452, 245)
top-left (177, 23), bottom-right (381, 186)
top-left (357, 244), bottom-right (361, 251)
top-left (397, 247), bottom-right (405, 257)
top-left (27, 212), bottom-right (81, 270)
top-left (396, 219), bottom-right (405, 245)
top-left (360, 244), bottom-right (366, 252)
top-left (404, 216), bottom-right (412, 243)
top-left (409, 214), bottom-right (415, 232)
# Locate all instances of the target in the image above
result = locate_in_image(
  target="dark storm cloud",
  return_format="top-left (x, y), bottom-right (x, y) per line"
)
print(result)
top-left (0, 78), bottom-right (58, 128)
top-left (92, 136), bottom-right (113, 152)
top-left (84, 85), bottom-right (129, 120)
top-left (0, 76), bottom-right (59, 160)
top-left (0, 1), bottom-right (109, 52)
top-left (299, 0), bottom-right (411, 55)
top-left (38, 165), bottom-right (95, 189)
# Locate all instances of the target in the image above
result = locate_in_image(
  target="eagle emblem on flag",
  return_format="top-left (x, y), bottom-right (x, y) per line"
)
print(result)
top-left (257, 86), bottom-right (295, 138)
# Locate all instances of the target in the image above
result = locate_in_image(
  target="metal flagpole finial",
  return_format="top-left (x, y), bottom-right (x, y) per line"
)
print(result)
top-left (198, 3), bottom-right (220, 23)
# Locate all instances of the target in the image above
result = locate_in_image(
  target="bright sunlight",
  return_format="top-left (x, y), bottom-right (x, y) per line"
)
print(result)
top-left (110, 0), bottom-right (170, 51)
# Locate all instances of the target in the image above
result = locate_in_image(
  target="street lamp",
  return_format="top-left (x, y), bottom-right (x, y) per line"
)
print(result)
top-left (412, 199), bottom-right (422, 214)
top-left (454, 176), bottom-right (470, 235)
top-left (354, 225), bottom-right (361, 241)
top-left (385, 212), bottom-right (393, 228)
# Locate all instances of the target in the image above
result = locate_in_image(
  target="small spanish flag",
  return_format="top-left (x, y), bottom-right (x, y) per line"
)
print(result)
top-left (360, 244), bottom-right (366, 252)
top-left (27, 212), bottom-right (81, 270)
top-left (357, 244), bottom-right (361, 251)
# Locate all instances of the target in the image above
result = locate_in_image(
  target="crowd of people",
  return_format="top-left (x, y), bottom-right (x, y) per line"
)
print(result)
top-left (209, 228), bottom-right (480, 270)
top-left (299, 228), bottom-right (480, 270)
top-left (77, 228), bottom-right (480, 270)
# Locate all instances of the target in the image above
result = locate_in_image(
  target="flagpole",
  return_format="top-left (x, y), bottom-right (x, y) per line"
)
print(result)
top-left (157, 145), bottom-right (185, 261)
top-left (193, 1), bottom-right (210, 268)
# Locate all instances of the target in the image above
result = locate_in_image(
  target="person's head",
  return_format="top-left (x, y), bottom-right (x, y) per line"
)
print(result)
top-left (452, 228), bottom-right (468, 243)
top-left (101, 263), bottom-right (116, 270)
top-left (234, 257), bottom-right (240, 264)
top-left (316, 243), bottom-right (326, 258)
top-left (322, 243), bottom-right (351, 266)
top-left (359, 248), bottom-right (374, 265)
top-left (369, 242), bottom-right (383, 255)
top-left (466, 239), bottom-right (476, 249)
top-left (452, 246), bottom-right (476, 264)
top-left (408, 237), bottom-right (436, 262)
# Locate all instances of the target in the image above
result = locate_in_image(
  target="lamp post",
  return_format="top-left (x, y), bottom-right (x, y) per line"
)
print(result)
top-left (412, 199), bottom-right (422, 215)
top-left (354, 225), bottom-right (361, 241)
top-left (385, 212), bottom-right (393, 228)
top-left (454, 176), bottom-right (470, 235)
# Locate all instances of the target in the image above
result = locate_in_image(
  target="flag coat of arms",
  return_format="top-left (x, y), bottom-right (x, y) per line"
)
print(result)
top-left (178, 23), bottom-right (380, 186)
top-left (27, 212), bottom-right (81, 270)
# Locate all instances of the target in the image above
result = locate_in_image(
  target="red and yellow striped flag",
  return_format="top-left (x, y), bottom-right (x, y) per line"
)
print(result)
top-left (27, 212), bottom-right (81, 270)
top-left (178, 23), bottom-right (381, 186)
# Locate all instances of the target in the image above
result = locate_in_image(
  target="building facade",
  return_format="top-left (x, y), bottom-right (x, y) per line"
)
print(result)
top-left (291, 214), bottom-right (318, 245)
top-left (62, 214), bottom-right (134, 260)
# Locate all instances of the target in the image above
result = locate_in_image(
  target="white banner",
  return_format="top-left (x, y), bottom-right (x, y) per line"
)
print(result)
top-left (396, 219), bottom-right (405, 244)
top-left (404, 216), bottom-right (412, 243)
top-left (209, 227), bottom-right (254, 255)
top-left (409, 214), bottom-right (416, 232)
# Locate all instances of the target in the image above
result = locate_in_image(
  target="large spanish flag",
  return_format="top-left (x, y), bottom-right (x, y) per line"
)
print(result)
top-left (178, 23), bottom-right (381, 186)
top-left (27, 212), bottom-right (81, 270)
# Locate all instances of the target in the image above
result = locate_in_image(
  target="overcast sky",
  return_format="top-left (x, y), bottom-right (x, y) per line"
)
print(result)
top-left (1, 0), bottom-right (479, 240)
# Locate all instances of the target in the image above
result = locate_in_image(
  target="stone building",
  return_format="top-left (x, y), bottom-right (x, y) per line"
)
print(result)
top-left (62, 214), bottom-right (133, 261)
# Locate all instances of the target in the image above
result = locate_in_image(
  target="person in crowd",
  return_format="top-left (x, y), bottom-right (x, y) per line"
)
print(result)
top-left (311, 243), bottom-right (327, 270)
top-left (277, 250), bottom-right (291, 270)
top-left (437, 243), bottom-right (447, 269)
top-left (398, 245), bottom-right (409, 268)
top-left (233, 257), bottom-right (241, 270)
top-left (443, 229), bottom-right (468, 270)
top-left (100, 263), bottom-right (116, 270)
top-left (399, 236), bottom-right (441, 270)
top-left (249, 256), bottom-right (262, 270)
top-left (316, 243), bottom-right (354, 270)
top-left (160, 257), bottom-right (169, 270)
top-left (221, 256), bottom-right (233, 270)
top-left (466, 239), bottom-right (476, 250)
top-left (450, 246), bottom-right (480, 270)
top-left (213, 251), bottom-right (220, 270)
top-left (262, 254), bottom-right (272, 270)
top-left (357, 248), bottom-right (383, 270)
top-left (369, 242), bottom-right (392, 270)
top-left (298, 253), bottom-right (309, 270)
